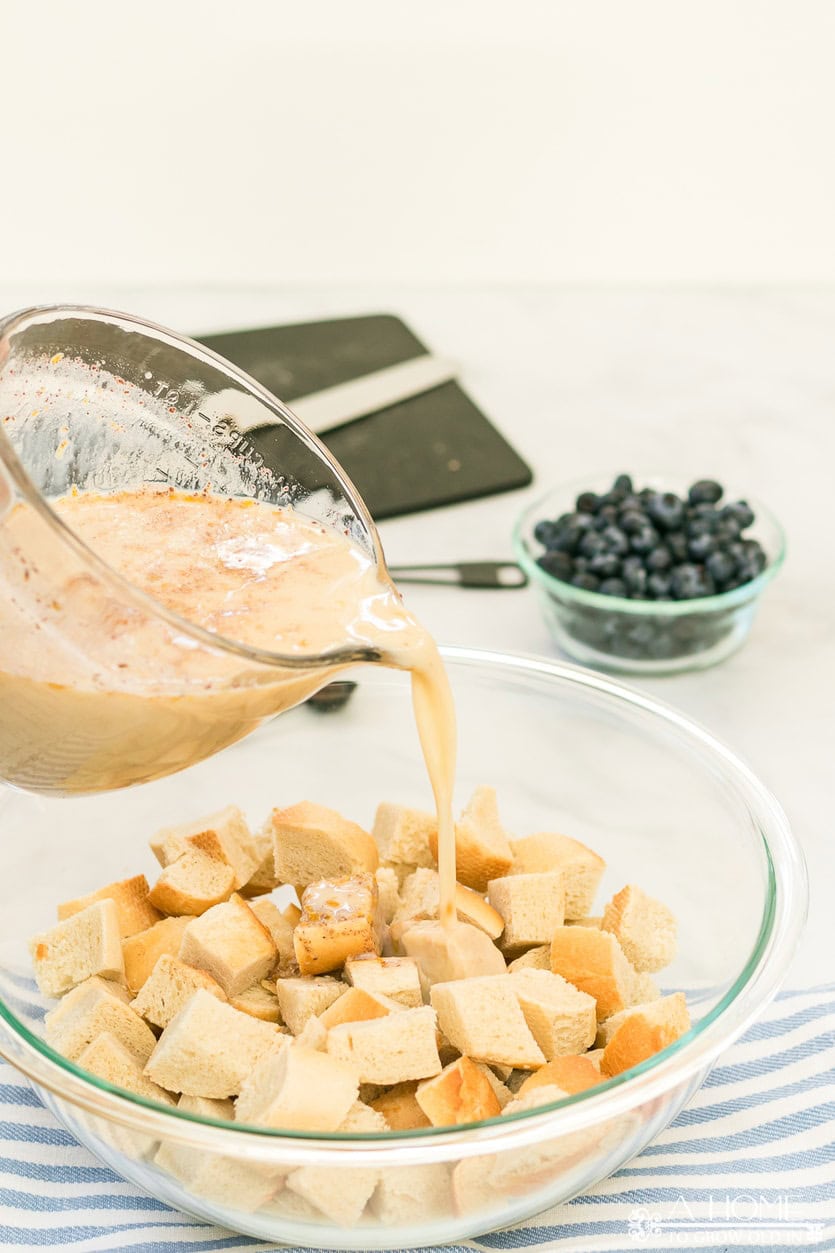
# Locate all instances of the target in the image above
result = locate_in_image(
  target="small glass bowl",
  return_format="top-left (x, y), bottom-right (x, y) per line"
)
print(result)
top-left (513, 477), bottom-right (786, 675)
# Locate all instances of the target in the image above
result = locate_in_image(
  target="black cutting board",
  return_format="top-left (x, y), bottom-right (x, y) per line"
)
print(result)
top-left (197, 314), bottom-right (532, 521)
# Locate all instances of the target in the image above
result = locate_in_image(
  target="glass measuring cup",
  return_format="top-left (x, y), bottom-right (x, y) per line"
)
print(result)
top-left (0, 305), bottom-right (386, 795)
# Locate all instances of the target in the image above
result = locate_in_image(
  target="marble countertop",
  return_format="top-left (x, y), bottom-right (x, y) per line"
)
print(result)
top-left (1, 283), bottom-right (829, 984)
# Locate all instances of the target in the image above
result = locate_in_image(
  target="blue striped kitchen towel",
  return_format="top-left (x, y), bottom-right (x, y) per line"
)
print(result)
top-left (0, 985), bottom-right (832, 1252)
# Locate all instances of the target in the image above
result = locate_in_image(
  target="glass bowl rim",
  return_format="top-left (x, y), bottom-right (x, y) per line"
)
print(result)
top-left (0, 646), bottom-right (806, 1162)
top-left (513, 475), bottom-right (787, 617)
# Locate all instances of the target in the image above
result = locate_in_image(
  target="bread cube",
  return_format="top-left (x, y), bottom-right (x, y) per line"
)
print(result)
top-left (286, 1163), bottom-right (379, 1227)
top-left (487, 872), bottom-right (565, 954)
top-left (239, 821), bottom-right (280, 898)
top-left (293, 873), bottom-right (381, 976)
top-left (393, 868), bottom-right (504, 939)
top-left (151, 805), bottom-right (259, 891)
top-left (339, 1099), bottom-right (389, 1131)
top-left (517, 1054), bottom-right (602, 1098)
top-left (449, 1156), bottom-right (498, 1215)
top-left (344, 955), bottom-right (423, 1008)
top-left (294, 1014), bottom-right (328, 1051)
top-left (507, 945), bottom-right (551, 973)
top-left (229, 983), bottom-right (281, 1023)
top-left (318, 987), bottom-right (400, 1029)
top-left (155, 1095), bottom-right (280, 1210)
top-left (131, 954), bottom-right (226, 1029)
top-left (79, 1032), bottom-right (175, 1105)
top-left (550, 925), bottom-right (635, 1020)
top-left (178, 894), bottom-right (277, 996)
top-left (473, 1061), bottom-right (513, 1108)
top-left (429, 977), bottom-right (545, 1069)
top-left (30, 900), bottom-right (124, 997)
top-left (370, 1163), bottom-right (452, 1225)
top-left (275, 975), bottom-right (346, 1034)
top-left (45, 977), bottom-right (156, 1063)
top-left (145, 989), bottom-right (281, 1098)
top-left (509, 968), bottom-right (596, 1059)
top-left (429, 787), bottom-right (513, 892)
top-left (148, 834), bottom-right (236, 916)
top-left (270, 801), bottom-right (378, 892)
top-left (235, 1043), bottom-right (358, 1130)
top-left (374, 866), bottom-right (400, 925)
top-left (369, 1081), bottom-right (431, 1129)
top-left (249, 898), bottom-right (300, 978)
top-left (177, 1092), bottom-right (235, 1121)
top-left (501, 1084), bottom-right (568, 1115)
top-left (327, 1005), bottom-right (442, 1085)
top-left (122, 915), bottom-right (190, 995)
top-left (601, 992), bottom-right (691, 1077)
top-left (373, 802), bottom-right (437, 870)
top-left (58, 875), bottom-right (162, 939)
top-left (401, 919), bottom-right (506, 986)
top-left (511, 833), bottom-right (605, 919)
top-left (601, 884), bottom-right (678, 973)
top-left (629, 971), bottom-right (661, 1006)
top-left (416, 1056), bottom-right (502, 1127)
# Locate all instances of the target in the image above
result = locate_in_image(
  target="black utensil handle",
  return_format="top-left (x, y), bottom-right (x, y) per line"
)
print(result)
top-left (388, 562), bottom-right (528, 589)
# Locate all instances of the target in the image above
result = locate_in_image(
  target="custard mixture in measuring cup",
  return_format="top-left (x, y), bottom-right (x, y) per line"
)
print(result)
top-left (0, 306), bottom-right (458, 924)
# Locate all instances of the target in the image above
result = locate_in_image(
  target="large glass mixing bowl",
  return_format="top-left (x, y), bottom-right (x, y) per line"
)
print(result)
top-left (0, 649), bottom-right (806, 1249)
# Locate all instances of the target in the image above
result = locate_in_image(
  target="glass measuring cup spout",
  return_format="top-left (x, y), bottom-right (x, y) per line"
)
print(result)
top-left (0, 305), bottom-right (387, 795)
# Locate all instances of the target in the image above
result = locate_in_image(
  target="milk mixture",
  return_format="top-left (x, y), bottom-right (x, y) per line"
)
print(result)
top-left (0, 490), bottom-right (459, 925)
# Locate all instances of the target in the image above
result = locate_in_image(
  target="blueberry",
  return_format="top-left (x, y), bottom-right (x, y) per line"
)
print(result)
top-left (742, 539), bottom-right (767, 568)
top-left (613, 473), bottom-right (634, 494)
top-left (618, 494), bottom-right (643, 514)
top-left (736, 553), bottom-right (767, 584)
top-left (706, 550), bottom-right (736, 585)
top-left (689, 502), bottom-right (721, 523)
top-left (620, 509), bottom-right (648, 535)
top-left (598, 577), bottom-right (628, 597)
top-left (623, 561), bottom-right (648, 596)
top-left (647, 572), bottom-right (672, 598)
top-left (575, 491), bottom-right (600, 514)
top-left (573, 556), bottom-right (589, 573)
top-left (714, 518), bottom-right (741, 545)
top-left (647, 491), bottom-right (685, 531)
top-left (589, 552), bottom-right (622, 578)
top-left (594, 505), bottom-right (620, 529)
top-left (722, 500), bottom-right (755, 529)
top-left (646, 545), bottom-right (672, 571)
top-left (563, 510), bottom-right (595, 532)
top-left (630, 524), bottom-right (659, 554)
top-left (688, 532), bottom-right (717, 561)
top-left (601, 525), bottom-right (630, 556)
top-left (571, 572), bottom-right (600, 591)
top-left (688, 479), bottom-right (723, 506)
top-left (687, 516), bottom-right (714, 538)
top-left (550, 524), bottom-right (583, 553)
top-left (667, 531), bottom-right (689, 561)
top-left (670, 563), bottom-right (714, 599)
top-left (579, 530), bottom-right (607, 558)
top-left (537, 551), bottom-right (573, 581)
top-left (534, 519), bottom-right (558, 547)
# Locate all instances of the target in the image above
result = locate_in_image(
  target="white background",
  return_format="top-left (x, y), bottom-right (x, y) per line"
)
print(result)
top-left (3, 0), bottom-right (835, 285)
